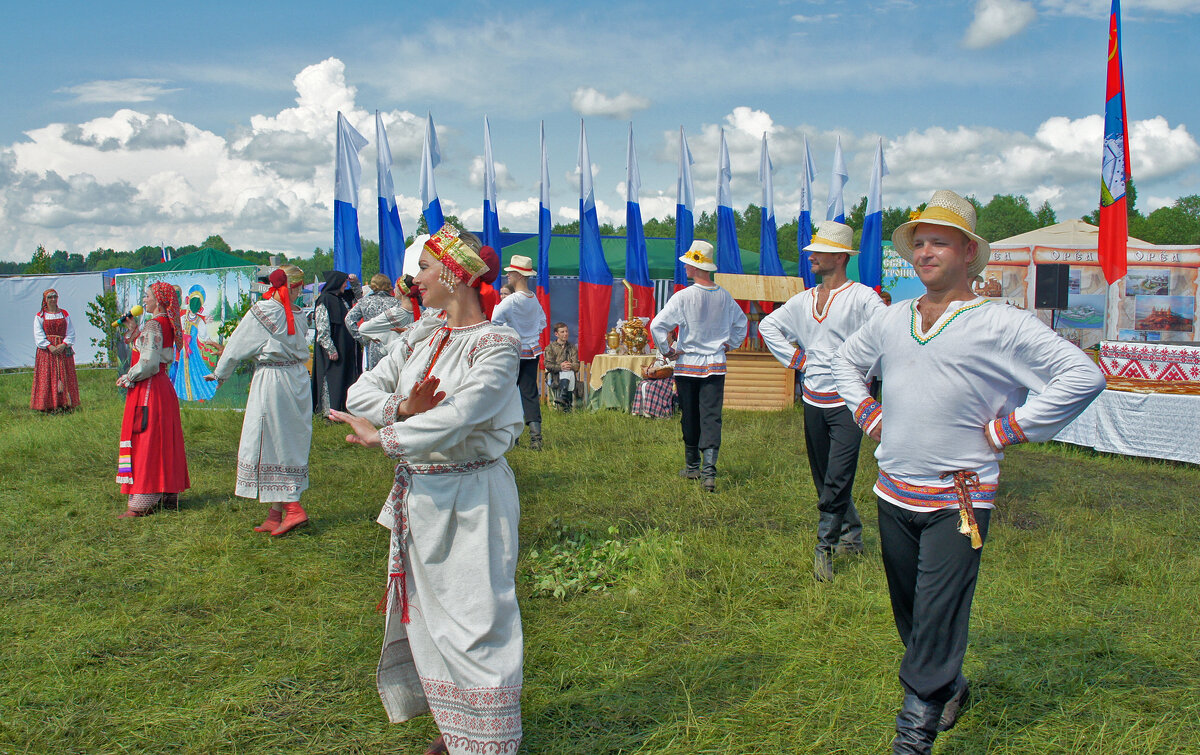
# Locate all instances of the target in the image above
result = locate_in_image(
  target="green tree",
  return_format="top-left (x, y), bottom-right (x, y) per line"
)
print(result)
top-left (84, 290), bottom-right (121, 365)
top-left (201, 234), bottom-right (232, 253)
top-left (1142, 195), bottom-right (1200, 244)
top-left (975, 194), bottom-right (1039, 242)
top-left (1035, 201), bottom-right (1057, 227)
top-left (26, 244), bottom-right (53, 274)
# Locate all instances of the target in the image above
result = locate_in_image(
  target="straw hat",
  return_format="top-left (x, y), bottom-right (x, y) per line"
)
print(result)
top-left (504, 254), bottom-right (537, 277)
top-left (892, 190), bottom-right (991, 279)
top-left (678, 240), bottom-right (717, 272)
top-left (804, 221), bottom-right (859, 255)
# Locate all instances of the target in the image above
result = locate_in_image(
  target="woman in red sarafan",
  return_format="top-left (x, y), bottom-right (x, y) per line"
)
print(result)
top-left (31, 289), bottom-right (81, 412)
top-left (114, 281), bottom-right (190, 517)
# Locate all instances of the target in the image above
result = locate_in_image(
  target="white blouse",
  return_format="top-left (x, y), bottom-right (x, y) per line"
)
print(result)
top-left (650, 283), bottom-right (747, 378)
top-left (34, 310), bottom-right (75, 349)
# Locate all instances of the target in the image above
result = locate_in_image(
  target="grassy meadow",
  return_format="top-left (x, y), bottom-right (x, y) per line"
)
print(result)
top-left (1, 369), bottom-right (1199, 754)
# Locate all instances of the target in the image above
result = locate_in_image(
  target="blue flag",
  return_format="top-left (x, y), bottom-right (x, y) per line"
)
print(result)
top-left (674, 127), bottom-right (695, 291)
top-left (758, 133), bottom-right (783, 277)
top-left (420, 113), bottom-right (444, 233)
top-left (797, 136), bottom-right (817, 288)
top-left (826, 135), bottom-right (848, 223)
top-left (536, 120), bottom-right (552, 349)
top-left (625, 123), bottom-right (654, 321)
top-left (858, 138), bottom-right (889, 291)
top-left (577, 120), bottom-right (612, 363)
top-left (334, 111), bottom-right (368, 280)
top-left (482, 116), bottom-right (502, 258)
top-left (716, 128), bottom-right (742, 273)
top-left (376, 111), bottom-right (405, 284)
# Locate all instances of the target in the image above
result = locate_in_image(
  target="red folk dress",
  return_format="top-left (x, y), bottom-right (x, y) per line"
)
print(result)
top-left (31, 310), bottom-right (81, 411)
top-left (116, 315), bottom-right (190, 495)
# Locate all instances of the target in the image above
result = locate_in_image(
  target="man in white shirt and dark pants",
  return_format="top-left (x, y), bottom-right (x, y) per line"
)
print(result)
top-left (760, 221), bottom-right (885, 582)
top-left (831, 190), bottom-right (1104, 754)
top-left (650, 240), bottom-right (748, 492)
top-left (490, 254), bottom-right (548, 450)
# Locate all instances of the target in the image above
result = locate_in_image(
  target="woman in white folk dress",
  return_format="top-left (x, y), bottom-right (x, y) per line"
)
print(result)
top-left (207, 265), bottom-right (313, 536)
top-left (331, 224), bottom-right (524, 755)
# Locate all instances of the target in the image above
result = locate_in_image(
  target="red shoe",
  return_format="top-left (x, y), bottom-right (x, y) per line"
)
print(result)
top-left (424, 735), bottom-right (448, 755)
top-left (270, 502), bottom-right (308, 537)
top-left (253, 507), bottom-right (283, 533)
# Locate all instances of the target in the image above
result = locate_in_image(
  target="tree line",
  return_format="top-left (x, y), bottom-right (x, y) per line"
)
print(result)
top-left (7, 186), bottom-right (1199, 279)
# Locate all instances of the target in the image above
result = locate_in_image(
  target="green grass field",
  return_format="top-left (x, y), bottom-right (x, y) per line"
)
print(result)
top-left (1, 369), bottom-right (1199, 754)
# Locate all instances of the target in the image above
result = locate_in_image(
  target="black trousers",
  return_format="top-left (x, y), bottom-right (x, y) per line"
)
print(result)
top-left (878, 498), bottom-right (991, 703)
top-left (517, 358), bottom-right (541, 425)
top-left (675, 375), bottom-right (724, 450)
top-left (804, 403), bottom-right (864, 549)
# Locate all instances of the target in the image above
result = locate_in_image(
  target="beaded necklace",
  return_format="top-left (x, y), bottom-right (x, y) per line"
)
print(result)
top-left (909, 298), bottom-right (989, 345)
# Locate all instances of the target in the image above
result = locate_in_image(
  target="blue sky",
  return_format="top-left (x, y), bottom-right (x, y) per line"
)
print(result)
top-left (1, 0), bottom-right (1198, 262)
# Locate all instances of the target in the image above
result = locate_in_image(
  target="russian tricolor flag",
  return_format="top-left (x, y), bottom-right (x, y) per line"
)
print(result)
top-left (334, 111), bottom-right (368, 280)
top-left (625, 124), bottom-right (654, 322)
top-left (1099, 0), bottom-right (1130, 284)
top-left (716, 128), bottom-right (742, 273)
top-left (758, 133), bottom-right (784, 278)
top-left (376, 111), bottom-right (405, 284)
top-left (577, 120), bottom-right (612, 363)
top-left (797, 136), bottom-right (817, 288)
top-left (482, 116), bottom-right (502, 259)
top-left (858, 138), bottom-right (888, 292)
top-left (826, 135), bottom-right (848, 223)
top-left (537, 121), bottom-right (552, 351)
top-left (420, 113), bottom-right (444, 234)
top-left (674, 127), bottom-right (695, 292)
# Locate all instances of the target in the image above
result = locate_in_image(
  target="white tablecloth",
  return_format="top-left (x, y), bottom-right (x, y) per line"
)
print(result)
top-left (1055, 389), bottom-right (1200, 464)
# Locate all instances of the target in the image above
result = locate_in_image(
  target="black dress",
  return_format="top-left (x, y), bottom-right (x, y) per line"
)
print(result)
top-left (311, 270), bottom-right (362, 413)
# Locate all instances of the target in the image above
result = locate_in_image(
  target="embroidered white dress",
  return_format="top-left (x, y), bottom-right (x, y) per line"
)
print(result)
top-left (358, 306), bottom-right (416, 357)
top-left (346, 316), bottom-right (525, 755)
top-left (212, 299), bottom-right (312, 502)
top-left (760, 280), bottom-right (886, 407)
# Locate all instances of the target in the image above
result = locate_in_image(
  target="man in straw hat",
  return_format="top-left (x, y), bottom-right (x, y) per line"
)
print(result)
top-left (650, 240), bottom-right (747, 492)
top-left (830, 190), bottom-right (1104, 753)
top-left (490, 254), bottom-right (548, 450)
top-left (760, 220), bottom-right (885, 582)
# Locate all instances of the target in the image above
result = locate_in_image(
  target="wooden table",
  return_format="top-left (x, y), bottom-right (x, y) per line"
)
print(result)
top-left (587, 353), bottom-right (657, 390)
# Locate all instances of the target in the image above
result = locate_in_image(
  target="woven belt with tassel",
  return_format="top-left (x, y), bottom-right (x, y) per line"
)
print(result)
top-left (939, 470), bottom-right (984, 550)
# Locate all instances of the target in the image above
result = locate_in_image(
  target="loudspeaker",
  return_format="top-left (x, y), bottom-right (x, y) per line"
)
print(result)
top-left (1035, 264), bottom-right (1070, 309)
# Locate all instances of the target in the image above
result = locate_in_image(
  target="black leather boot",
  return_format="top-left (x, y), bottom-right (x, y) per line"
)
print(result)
top-left (679, 446), bottom-right (701, 480)
top-left (836, 501), bottom-right (865, 554)
top-left (937, 674), bottom-right (969, 732)
top-left (557, 383), bottom-right (573, 412)
top-left (529, 422), bottom-right (543, 451)
top-left (892, 694), bottom-right (943, 755)
top-left (700, 448), bottom-right (718, 493)
top-left (813, 510), bottom-right (843, 582)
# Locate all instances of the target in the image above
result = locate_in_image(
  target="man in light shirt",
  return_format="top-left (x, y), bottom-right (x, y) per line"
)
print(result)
top-left (490, 254), bottom-right (548, 450)
top-left (760, 220), bottom-right (885, 582)
top-left (650, 240), bottom-right (747, 492)
top-left (831, 190), bottom-right (1104, 754)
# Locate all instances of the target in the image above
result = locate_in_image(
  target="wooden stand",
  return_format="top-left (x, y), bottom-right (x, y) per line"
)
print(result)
top-left (715, 272), bottom-right (808, 412)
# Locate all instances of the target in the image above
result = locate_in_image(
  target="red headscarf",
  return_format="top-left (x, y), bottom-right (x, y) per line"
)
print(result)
top-left (39, 289), bottom-right (58, 315)
top-left (263, 268), bottom-right (296, 334)
top-left (150, 281), bottom-right (184, 350)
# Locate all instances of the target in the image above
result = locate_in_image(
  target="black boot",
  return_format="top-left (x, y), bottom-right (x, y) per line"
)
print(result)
top-left (938, 674), bottom-right (969, 732)
top-left (700, 448), bottom-right (718, 493)
top-left (836, 501), bottom-right (865, 555)
top-left (557, 383), bottom-right (573, 412)
top-left (892, 694), bottom-right (943, 755)
top-left (679, 446), bottom-right (701, 480)
top-left (814, 511), bottom-right (842, 582)
top-left (529, 422), bottom-right (543, 451)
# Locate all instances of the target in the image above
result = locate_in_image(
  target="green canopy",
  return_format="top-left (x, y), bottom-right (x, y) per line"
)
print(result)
top-left (138, 248), bottom-right (257, 272)
top-left (501, 235), bottom-right (799, 279)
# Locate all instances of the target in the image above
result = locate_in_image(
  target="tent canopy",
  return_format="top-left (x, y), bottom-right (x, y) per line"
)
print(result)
top-left (992, 219), bottom-right (1151, 248)
top-left (499, 234), bottom-right (799, 279)
top-left (138, 248), bottom-right (257, 272)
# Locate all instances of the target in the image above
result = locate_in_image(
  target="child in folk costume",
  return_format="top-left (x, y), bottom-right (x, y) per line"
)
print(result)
top-left (759, 220), bottom-right (887, 581)
top-left (831, 190), bottom-right (1104, 754)
top-left (115, 282), bottom-right (190, 517)
top-left (31, 289), bottom-right (81, 412)
top-left (332, 224), bottom-right (524, 755)
top-left (207, 265), bottom-right (312, 536)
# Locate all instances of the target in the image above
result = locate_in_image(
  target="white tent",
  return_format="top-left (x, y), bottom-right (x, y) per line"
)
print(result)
top-left (0, 272), bottom-right (107, 369)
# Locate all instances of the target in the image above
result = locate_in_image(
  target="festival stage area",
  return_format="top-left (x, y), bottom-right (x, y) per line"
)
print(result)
top-left (4, 370), bottom-right (1200, 753)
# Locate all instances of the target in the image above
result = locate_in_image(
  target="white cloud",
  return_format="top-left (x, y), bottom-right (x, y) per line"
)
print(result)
top-left (963, 0), bottom-right (1038, 48)
top-left (790, 13), bottom-right (840, 22)
top-left (1040, 0), bottom-right (1200, 16)
top-left (570, 88), bottom-right (652, 120)
top-left (467, 155), bottom-right (517, 190)
top-left (56, 78), bottom-right (180, 103)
